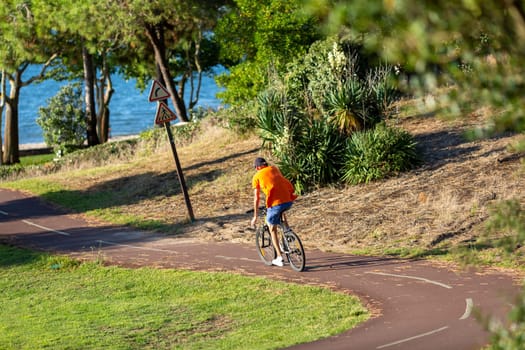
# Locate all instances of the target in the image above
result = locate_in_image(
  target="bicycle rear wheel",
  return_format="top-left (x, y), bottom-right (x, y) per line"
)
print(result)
top-left (255, 226), bottom-right (276, 265)
top-left (283, 229), bottom-right (306, 272)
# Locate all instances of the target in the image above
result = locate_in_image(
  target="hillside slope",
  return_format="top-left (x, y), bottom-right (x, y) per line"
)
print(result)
top-left (10, 110), bottom-right (525, 265)
top-left (183, 113), bottom-right (525, 262)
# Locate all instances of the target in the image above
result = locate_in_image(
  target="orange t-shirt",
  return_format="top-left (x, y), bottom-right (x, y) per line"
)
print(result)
top-left (252, 166), bottom-right (297, 208)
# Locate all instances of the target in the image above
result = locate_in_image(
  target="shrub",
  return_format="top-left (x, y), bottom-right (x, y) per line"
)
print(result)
top-left (342, 123), bottom-right (421, 185)
top-left (278, 119), bottom-right (347, 193)
top-left (0, 163), bottom-right (24, 180)
top-left (139, 120), bottom-right (201, 154)
top-left (483, 200), bottom-right (525, 349)
top-left (257, 87), bottom-right (347, 193)
top-left (298, 39), bottom-right (399, 135)
top-left (36, 83), bottom-right (86, 156)
top-left (256, 36), bottom-right (403, 192)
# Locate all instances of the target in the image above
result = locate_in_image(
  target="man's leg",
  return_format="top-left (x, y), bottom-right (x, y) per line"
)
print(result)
top-left (269, 224), bottom-right (282, 258)
top-left (281, 211), bottom-right (289, 228)
top-left (266, 205), bottom-right (285, 266)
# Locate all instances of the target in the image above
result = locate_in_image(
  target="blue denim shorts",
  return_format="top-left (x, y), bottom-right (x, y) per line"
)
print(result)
top-left (266, 202), bottom-right (293, 225)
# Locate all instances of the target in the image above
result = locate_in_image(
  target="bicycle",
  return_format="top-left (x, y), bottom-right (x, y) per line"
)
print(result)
top-left (253, 207), bottom-right (306, 272)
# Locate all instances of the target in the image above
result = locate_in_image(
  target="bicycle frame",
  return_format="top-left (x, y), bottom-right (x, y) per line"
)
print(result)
top-left (254, 207), bottom-right (306, 272)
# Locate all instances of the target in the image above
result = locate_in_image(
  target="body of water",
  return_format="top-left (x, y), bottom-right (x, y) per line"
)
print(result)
top-left (14, 66), bottom-right (223, 145)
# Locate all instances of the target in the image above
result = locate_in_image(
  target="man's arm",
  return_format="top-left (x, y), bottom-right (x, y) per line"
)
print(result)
top-left (251, 187), bottom-right (260, 228)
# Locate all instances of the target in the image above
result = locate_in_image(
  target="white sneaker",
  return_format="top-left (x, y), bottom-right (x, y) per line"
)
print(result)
top-left (272, 256), bottom-right (284, 267)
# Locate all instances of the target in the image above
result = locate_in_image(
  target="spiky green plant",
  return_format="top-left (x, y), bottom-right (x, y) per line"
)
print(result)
top-left (277, 119), bottom-right (347, 193)
top-left (257, 87), bottom-right (303, 160)
top-left (326, 79), bottom-right (364, 134)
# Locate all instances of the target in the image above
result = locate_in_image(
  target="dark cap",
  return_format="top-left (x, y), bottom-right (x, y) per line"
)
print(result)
top-left (254, 157), bottom-right (268, 168)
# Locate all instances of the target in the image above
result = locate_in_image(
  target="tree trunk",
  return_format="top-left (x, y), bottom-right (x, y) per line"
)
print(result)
top-left (96, 56), bottom-right (114, 143)
top-left (83, 46), bottom-right (100, 146)
top-left (144, 23), bottom-right (189, 122)
top-left (3, 72), bottom-right (21, 165)
top-left (98, 105), bottom-right (111, 143)
top-left (188, 29), bottom-right (203, 111)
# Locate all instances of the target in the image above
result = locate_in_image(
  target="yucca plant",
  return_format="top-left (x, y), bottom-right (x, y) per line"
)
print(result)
top-left (257, 88), bottom-right (303, 160)
top-left (278, 119), bottom-right (347, 193)
top-left (322, 49), bottom-right (398, 136)
top-left (326, 79), bottom-right (365, 134)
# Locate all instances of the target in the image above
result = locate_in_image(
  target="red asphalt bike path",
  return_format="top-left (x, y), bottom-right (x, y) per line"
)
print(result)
top-left (0, 188), bottom-right (522, 350)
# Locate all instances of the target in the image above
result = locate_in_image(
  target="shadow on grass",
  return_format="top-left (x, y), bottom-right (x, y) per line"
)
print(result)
top-left (0, 147), bottom-right (259, 238)
top-left (185, 148), bottom-right (258, 172)
top-left (414, 127), bottom-right (514, 172)
top-left (0, 243), bottom-right (42, 267)
top-left (414, 129), bottom-right (481, 170)
top-left (62, 147), bottom-right (259, 213)
top-left (406, 240), bottom-right (509, 268)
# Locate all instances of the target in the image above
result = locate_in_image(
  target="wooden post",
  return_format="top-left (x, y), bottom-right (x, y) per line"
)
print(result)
top-left (148, 78), bottom-right (194, 222)
top-left (164, 121), bottom-right (195, 222)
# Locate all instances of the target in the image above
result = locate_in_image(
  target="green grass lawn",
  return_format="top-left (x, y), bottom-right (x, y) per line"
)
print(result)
top-left (0, 245), bottom-right (368, 350)
top-left (20, 153), bottom-right (54, 166)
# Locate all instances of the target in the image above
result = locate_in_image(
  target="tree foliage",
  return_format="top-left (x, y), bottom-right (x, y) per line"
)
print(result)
top-left (215, 0), bottom-right (321, 104)
top-left (105, 0), bottom-right (227, 122)
top-left (0, 0), bottom-right (61, 164)
top-left (306, 0), bottom-right (525, 139)
top-left (305, 1), bottom-right (525, 345)
top-left (36, 84), bottom-right (86, 156)
top-left (0, 0), bottom-right (229, 165)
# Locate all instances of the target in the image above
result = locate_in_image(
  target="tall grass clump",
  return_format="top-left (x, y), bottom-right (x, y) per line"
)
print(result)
top-left (343, 123), bottom-right (421, 185)
top-left (256, 36), bottom-right (416, 192)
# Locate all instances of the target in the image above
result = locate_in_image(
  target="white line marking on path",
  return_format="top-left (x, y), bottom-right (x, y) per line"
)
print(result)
top-left (21, 219), bottom-right (71, 236)
top-left (216, 255), bottom-right (260, 263)
top-left (376, 326), bottom-right (449, 349)
top-left (96, 240), bottom-right (178, 253)
top-left (366, 271), bottom-right (453, 289)
top-left (460, 298), bottom-right (473, 320)
top-left (1, 210), bottom-right (71, 236)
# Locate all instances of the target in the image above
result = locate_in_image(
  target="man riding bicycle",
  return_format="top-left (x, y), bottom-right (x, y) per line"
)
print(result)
top-left (250, 157), bottom-right (297, 267)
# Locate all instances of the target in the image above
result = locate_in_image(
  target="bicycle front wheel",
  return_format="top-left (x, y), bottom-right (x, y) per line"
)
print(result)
top-left (255, 226), bottom-right (276, 265)
top-left (283, 229), bottom-right (306, 272)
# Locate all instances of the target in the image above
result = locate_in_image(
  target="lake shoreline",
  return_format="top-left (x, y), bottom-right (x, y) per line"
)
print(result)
top-left (18, 134), bottom-right (140, 156)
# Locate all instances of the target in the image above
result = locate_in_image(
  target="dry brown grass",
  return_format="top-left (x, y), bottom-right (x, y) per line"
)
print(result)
top-left (181, 111), bottom-right (525, 259)
top-left (32, 109), bottom-right (525, 261)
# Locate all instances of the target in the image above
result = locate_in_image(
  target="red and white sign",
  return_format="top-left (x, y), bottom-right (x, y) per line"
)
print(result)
top-left (148, 80), bottom-right (171, 102)
top-left (154, 102), bottom-right (178, 125)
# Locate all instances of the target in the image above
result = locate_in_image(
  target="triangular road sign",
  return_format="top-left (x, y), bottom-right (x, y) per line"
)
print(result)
top-left (148, 80), bottom-right (171, 102)
top-left (154, 102), bottom-right (178, 124)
